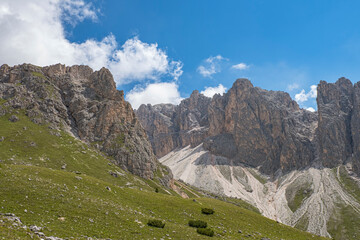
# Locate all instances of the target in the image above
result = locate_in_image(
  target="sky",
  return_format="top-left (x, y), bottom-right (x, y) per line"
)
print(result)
top-left (2, 1), bottom-right (360, 110)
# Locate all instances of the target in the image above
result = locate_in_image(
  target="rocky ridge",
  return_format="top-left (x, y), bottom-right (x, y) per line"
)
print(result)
top-left (0, 63), bottom-right (169, 180)
top-left (138, 77), bottom-right (360, 176)
top-left (137, 78), bottom-right (319, 175)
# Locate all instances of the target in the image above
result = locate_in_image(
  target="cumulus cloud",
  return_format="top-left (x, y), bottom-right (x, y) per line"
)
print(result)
top-left (295, 85), bottom-right (317, 103)
top-left (200, 84), bottom-right (227, 98)
top-left (231, 63), bottom-right (249, 70)
top-left (197, 55), bottom-right (226, 77)
top-left (0, 0), bottom-right (182, 86)
top-left (126, 82), bottom-right (183, 109)
top-left (109, 38), bottom-right (183, 84)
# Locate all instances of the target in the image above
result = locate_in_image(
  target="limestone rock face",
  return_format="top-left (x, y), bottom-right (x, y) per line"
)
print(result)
top-left (317, 78), bottom-right (360, 174)
top-left (0, 63), bottom-right (161, 179)
top-left (207, 79), bottom-right (317, 174)
top-left (317, 78), bottom-right (354, 168)
top-left (137, 78), bottom-right (318, 175)
top-left (136, 90), bottom-right (211, 158)
top-left (136, 103), bottom-right (177, 157)
top-left (352, 83), bottom-right (360, 174)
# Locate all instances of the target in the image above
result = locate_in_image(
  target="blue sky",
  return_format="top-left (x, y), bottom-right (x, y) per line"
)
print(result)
top-left (2, 1), bottom-right (360, 110)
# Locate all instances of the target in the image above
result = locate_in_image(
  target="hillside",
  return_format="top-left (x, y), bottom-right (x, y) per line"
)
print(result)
top-left (0, 95), bottom-right (328, 239)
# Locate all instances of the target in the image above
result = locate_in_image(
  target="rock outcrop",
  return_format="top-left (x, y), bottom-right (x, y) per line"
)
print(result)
top-left (206, 79), bottom-right (317, 175)
top-left (136, 90), bottom-right (211, 158)
top-left (316, 78), bottom-right (354, 168)
top-left (317, 78), bottom-right (360, 174)
top-left (0, 63), bottom-right (164, 179)
top-left (138, 77), bottom-right (360, 176)
top-left (137, 78), bottom-right (318, 175)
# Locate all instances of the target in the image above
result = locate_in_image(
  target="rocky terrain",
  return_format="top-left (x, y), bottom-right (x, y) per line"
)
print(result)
top-left (137, 77), bottom-right (360, 239)
top-left (138, 78), bottom-right (319, 175)
top-left (0, 63), bottom-right (169, 180)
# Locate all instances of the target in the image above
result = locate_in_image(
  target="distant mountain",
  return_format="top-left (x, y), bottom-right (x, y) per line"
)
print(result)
top-left (136, 78), bottom-right (360, 239)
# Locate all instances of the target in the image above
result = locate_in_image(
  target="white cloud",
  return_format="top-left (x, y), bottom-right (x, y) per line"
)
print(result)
top-left (109, 37), bottom-right (183, 85)
top-left (60, 0), bottom-right (98, 24)
top-left (306, 107), bottom-right (316, 112)
top-left (287, 83), bottom-right (300, 91)
top-left (0, 0), bottom-right (182, 86)
top-left (197, 55), bottom-right (226, 77)
top-left (200, 84), bottom-right (227, 98)
top-left (295, 85), bottom-right (317, 103)
top-left (232, 63), bottom-right (249, 70)
top-left (126, 82), bottom-right (183, 109)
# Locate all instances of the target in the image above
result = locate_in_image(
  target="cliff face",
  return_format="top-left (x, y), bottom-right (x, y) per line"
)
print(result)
top-left (317, 78), bottom-right (360, 174)
top-left (0, 63), bottom-right (162, 179)
top-left (136, 90), bottom-right (211, 158)
top-left (317, 78), bottom-right (354, 168)
top-left (137, 78), bottom-right (318, 175)
top-left (352, 83), bottom-right (360, 174)
top-left (138, 77), bottom-right (360, 176)
top-left (206, 79), bottom-right (317, 174)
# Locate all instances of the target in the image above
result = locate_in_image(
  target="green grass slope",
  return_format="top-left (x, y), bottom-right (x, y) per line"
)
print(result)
top-left (328, 166), bottom-right (360, 240)
top-left (0, 106), bottom-right (328, 239)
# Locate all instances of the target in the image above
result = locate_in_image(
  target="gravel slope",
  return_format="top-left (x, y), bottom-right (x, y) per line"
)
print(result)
top-left (160, 144), bottom-right (360, 238)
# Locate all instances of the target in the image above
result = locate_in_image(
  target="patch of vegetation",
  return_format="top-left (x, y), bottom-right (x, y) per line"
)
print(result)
top-left (147, 219), bottom-right (165, 228)
top-left (328, 166), bottom-right (360, 240)
top-left (327, 203), bottom-right (360, 240)
top-left (288, 185), bottom-right (312, 212)
top-left (31, 71), bottom-right (46, 79)
top-left (188, 220), bottom-right (207, 228)
top-left (201, 208), bottom-right (214, 215)
top-left (285, 178), bottom-right (313, 213)
top-left (197, 228), bottom-right (214, 237)
top-left (248, 169), bottom-right (267, 184)
top-left (217, 165), bottom-right (232, 183)
top-left (294, 213), bottom-right (309, 231)
top-left (0, 98), bottom-right (7, 105)
top-left (115, 133), bottom-right (125, 146)
top-left (337, 166), bottom-right (360, 202)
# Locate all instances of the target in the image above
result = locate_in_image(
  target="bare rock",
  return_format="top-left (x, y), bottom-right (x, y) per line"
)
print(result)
top-left (0, 64), bottom-right (168, 180)
top-left (9, 115), bottom-right (19, 122)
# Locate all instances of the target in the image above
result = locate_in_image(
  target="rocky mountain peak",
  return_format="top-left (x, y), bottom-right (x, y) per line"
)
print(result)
top-left (137, 78), bottom-right (318, 175)
top-left (232, 78), bottom-right (254, 90)
top-left (0, 63), bottom-right (170, 180)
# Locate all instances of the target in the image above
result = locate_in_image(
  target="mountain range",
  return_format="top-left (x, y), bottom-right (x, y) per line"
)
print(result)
top-left (0, 63), bottom-right (359, 239)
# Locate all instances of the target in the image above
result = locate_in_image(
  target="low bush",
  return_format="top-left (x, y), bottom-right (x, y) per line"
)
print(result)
top-left (197, 228), bottom-right (214, 237)
top-left (201, 208), bottom-right (214, 215)
top-left (188, 220), bottom-right (207, 228)
top-left (147, 219), bottom-right (165, 228)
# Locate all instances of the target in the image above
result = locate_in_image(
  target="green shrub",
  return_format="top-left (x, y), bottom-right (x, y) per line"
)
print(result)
top-left (155, 187), bottom-right (159, 193)
top-left (188, 220), bottom-right (207, 228)
top-left (201, 208), bottom-right (215, 215)
top-left (197, 228), bottom-right (214, 237)
top-left (147, 219), bottom-right (165, 228)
